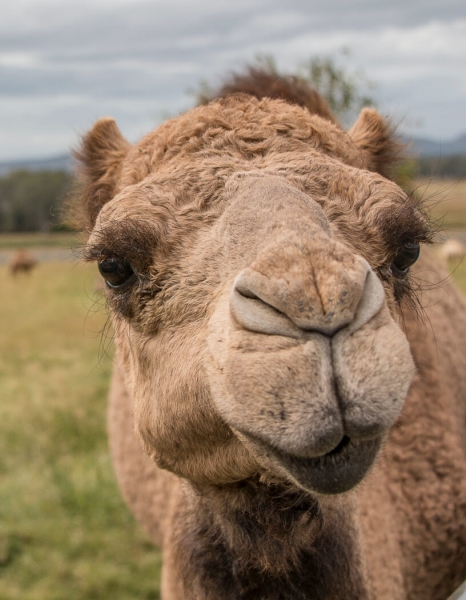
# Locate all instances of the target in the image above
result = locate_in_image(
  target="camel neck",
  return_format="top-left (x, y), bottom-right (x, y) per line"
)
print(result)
top-left (172, 478), bottom-right (370, 599)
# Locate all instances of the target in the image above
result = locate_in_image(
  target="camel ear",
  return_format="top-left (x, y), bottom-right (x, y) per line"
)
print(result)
top-left (348, 108), bottom-right (402, 178)
top-left (74, 117), bottom-right (131, 229)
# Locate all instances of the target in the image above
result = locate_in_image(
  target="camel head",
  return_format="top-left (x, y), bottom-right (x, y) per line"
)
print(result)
top-left (78, 96), bottom-right (430, 495)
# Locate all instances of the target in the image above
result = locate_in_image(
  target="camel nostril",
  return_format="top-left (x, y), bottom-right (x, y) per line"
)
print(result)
top-left (231, 276), bottom-right (303, 339)
top-left (236, 286), bottom-right (259, 300)
top-left (231, 261), bottom-right (385, 338)
top-left (236, 287), bottom-right (289, 319)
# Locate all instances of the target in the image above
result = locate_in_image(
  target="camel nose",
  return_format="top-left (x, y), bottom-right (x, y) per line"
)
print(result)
top-left (230, 252), bottom-right (385, 338)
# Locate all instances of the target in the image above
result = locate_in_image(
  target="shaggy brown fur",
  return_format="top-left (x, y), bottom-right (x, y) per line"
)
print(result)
top-left (75, 92), bottom-right (466, 599)
top-left (9, 249), bottom-right (37, 275)
top-left (202, 65), bottom-right (403, 180)
top-left (199, 64), bottom-right (338, 125)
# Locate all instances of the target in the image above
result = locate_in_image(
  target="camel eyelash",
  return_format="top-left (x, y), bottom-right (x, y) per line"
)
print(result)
top-left (83, 218), bottom-right (160, 272)
top-left (377, 262), bottom-right (413, 297)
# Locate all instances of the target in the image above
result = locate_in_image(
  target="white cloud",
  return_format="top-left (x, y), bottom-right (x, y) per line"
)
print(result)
top-left (0, 0), bottom-right (465, 159)
top-left (0, 52), bottom-right (39, 68)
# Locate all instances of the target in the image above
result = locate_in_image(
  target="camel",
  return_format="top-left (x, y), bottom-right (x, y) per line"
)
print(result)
top-left (9, 249), bottom-right (37, 276)
top-left (74, 85), bottom-right (466, 599)
top-left (441, 238), bottom-right (465, 264)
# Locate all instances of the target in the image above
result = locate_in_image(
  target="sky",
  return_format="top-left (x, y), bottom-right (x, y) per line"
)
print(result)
top-left (0, 0), bottom-right (465, 161)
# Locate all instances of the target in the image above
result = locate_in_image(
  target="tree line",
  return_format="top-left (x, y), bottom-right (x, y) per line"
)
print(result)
top-left (0, 169), bottom-right (72, 232)
top-left (416, 156), bottom-right (466, 179)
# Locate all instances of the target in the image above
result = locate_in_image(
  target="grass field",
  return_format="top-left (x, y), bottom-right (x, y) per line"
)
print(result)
top-left (0, 177), bottom-right (465, 599)
top-left (0, 262), bottom-right (161, 599)
top-left (411, 178), bottom-right (466, 228)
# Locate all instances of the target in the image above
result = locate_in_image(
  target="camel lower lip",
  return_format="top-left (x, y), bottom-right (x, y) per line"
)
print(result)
top-left (263, 435), bottom-right (383, 494)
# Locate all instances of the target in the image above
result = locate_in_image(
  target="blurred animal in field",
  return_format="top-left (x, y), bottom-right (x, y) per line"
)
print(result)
top-left (9, 249), bottom-right (37, 276)
top-left (441, 238), bottom-right (465, 263)
top-left (73, 67), bottom-right (466, 599)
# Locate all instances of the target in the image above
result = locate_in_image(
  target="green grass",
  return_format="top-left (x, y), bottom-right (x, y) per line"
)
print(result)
top-left (0, 262), bottom-right (161, 599)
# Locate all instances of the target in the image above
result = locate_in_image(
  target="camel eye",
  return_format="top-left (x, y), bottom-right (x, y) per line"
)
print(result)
top-left (98, 257), bottom-right (136, 289)
top-left (391, 242), bottom-right (420, 276)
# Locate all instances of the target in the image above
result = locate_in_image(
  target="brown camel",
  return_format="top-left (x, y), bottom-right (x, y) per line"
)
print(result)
top-left (74, 86), bottom-right (466, 599)
top-left (441, 238), bottom-right (466, 263)
top-left (9, 249), bottom-right (37, 276)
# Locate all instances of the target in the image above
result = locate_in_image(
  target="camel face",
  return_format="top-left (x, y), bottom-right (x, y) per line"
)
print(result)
top-left (206, 175), bottom-right (414, 494)
top-left (82, 96), bottom-right (429, 495)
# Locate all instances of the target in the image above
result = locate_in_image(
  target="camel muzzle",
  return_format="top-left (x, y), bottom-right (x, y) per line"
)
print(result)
top-left (230, 261), bottom-right (385, 339)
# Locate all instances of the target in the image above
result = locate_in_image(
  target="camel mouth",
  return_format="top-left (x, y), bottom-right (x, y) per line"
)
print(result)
top-left (256, 434), bottom-right (383, 495)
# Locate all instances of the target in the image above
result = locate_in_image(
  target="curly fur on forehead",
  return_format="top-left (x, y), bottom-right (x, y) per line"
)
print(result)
top-left (120, 95), bottom-right (373, 187)
top-left (73, 94), bottom-right (404, 234)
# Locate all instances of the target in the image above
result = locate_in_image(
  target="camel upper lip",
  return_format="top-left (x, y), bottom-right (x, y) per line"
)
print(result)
top-left (249, 434), bottom-right (383, 495)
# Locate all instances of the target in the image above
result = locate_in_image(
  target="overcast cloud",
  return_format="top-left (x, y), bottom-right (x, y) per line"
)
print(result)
top-left (0, 0), bottom-right (465, 160)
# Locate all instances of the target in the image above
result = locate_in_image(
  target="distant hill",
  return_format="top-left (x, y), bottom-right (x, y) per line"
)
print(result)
top-left (405, 133), bottom-right (466, 158)
top-left (0, 154), bottom-right (72, 177)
